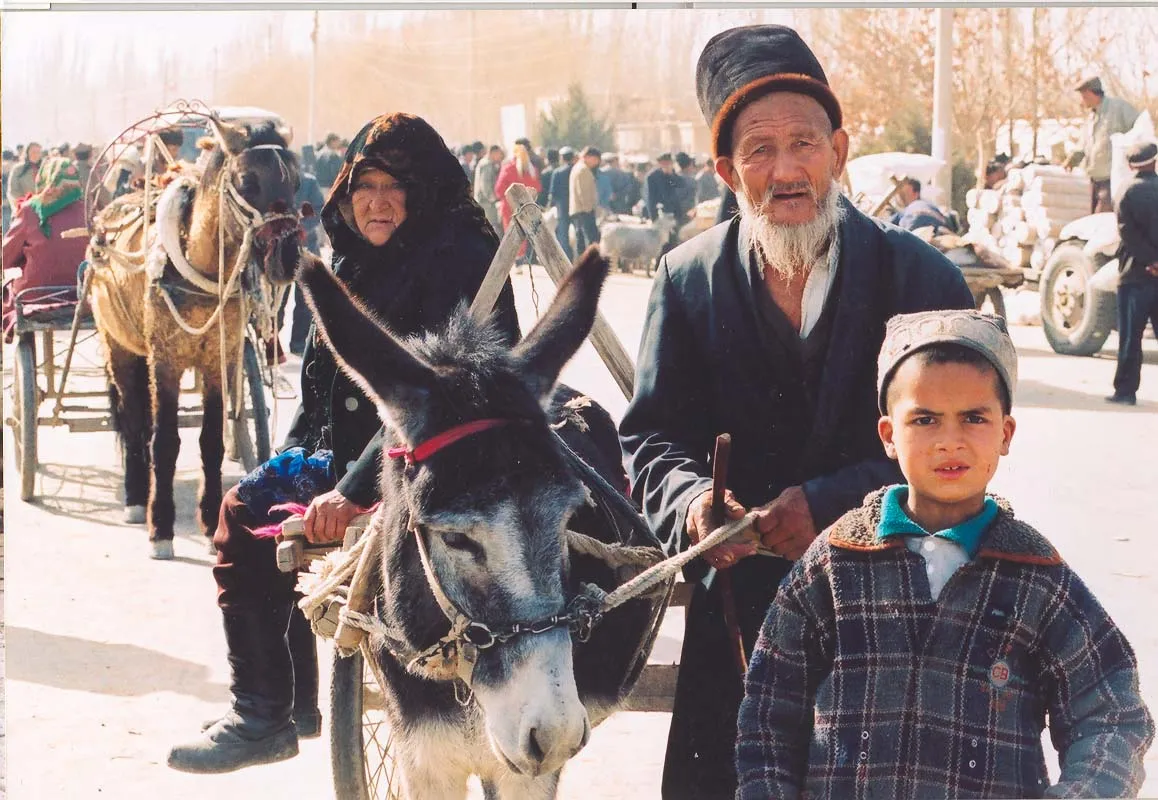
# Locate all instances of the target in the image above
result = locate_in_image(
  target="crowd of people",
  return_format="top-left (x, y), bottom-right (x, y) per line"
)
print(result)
top-left (448, 137), bottom-right (724, 260)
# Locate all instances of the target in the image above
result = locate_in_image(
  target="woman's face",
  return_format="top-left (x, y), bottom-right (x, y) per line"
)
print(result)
top-left (351, 166), bottom-right (407, 246)
top-left (27, 144), bottom-right (42, 163)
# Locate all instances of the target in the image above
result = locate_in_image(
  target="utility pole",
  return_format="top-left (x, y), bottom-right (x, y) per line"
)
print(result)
top-left (1004, 8), bottom-right (1014, 159)
top-left (1030, 8), bottom-right (1040, 158)
top-left (308, 11), bottom-right (319, 148)
top-left (930, 9), bottom-right (953, 205)
top-left (467, 10), bottom-right (475, 139)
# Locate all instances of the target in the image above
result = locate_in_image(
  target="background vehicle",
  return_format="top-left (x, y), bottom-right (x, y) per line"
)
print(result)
top-left (1036, 110), bottom-right (1154, 356)
top-left (176, 106), bottom-right (292, 161)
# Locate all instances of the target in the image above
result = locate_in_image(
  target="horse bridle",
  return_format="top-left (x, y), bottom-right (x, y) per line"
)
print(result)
top-left (219, 143), bottom-right (302, 238)
top-left (382, 418), bottom-right (606, 694)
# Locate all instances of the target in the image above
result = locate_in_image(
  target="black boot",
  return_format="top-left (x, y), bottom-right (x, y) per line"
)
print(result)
top-left (198, 607), bottom-right (321, 738)
top-left (288, 604), bottom-right (321, 738)
top-left (168, 602), bottom-right (299, 773)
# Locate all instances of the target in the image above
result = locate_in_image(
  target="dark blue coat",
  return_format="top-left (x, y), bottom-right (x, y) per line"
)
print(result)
top-left (621, 199), bottom-right (974, 553)
top-left (619, 197), bottom-right (973, 795)
top-left (548, 163), bottom-right (573, 219)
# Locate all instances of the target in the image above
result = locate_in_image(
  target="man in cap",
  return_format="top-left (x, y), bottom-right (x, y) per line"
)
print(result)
top-left (618, 24), bottom-right (973, 798)
top-left (1107, 140), bottom-right (1158, 405)
top-left (314, 132), bottom-right (345, 191)
top-left (72, 143), bottom-right (94, 192)
top-left (1065, 76), bottom-right (1140, 214)
top-left (645, 152), bottom-right (680, 223)
top-left (548, 146), bottom-right (576, 259)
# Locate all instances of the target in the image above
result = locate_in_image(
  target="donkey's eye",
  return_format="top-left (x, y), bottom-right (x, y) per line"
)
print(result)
top-left (441, 530), bottom-right (483, 557)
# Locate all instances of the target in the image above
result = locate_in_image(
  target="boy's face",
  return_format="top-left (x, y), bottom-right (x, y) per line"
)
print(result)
top-left (878, 357), bottom-right (1015, 526)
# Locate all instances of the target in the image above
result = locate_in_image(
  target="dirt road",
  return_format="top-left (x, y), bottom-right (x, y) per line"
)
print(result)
top-left (3, 273), bottom-right (1156, 798)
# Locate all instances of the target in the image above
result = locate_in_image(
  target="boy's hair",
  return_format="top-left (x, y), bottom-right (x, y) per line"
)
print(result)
top-left (884, 342), bottom-right (1012, 415)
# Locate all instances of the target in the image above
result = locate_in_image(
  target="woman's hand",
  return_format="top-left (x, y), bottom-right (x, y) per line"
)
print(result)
top-left (302, 489), bottom-right (368, 544)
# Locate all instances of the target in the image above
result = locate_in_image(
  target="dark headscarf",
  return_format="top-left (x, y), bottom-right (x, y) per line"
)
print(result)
top-left (320, 113), bottom-right (498, 288)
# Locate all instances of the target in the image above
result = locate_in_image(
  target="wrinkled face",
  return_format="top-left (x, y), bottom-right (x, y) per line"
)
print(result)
top-left (231, 145), bottom-right (302, 283)
top-left (420, 478), bottom-right (590, 777)
top-left (879, 358), bottom-right (1015, 528)
top-left (717, 92), bottom-right (849, 228)
top-left (351, 167), bottom-right (408, 246)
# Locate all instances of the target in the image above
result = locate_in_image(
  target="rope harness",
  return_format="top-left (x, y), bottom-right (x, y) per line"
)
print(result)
top-left (86, 132), bottom-right (299, 430)
top-left (296, 415), bottom-right (755, 699)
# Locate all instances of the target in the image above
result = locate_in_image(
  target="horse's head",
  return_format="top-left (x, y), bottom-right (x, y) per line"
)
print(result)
top-left (301, 247), bottom-right (611, 778)
top-left (203, 119), bottom-right (304, 284)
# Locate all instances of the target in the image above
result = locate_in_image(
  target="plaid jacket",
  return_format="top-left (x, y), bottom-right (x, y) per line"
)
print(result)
top-left (736, 489), bottom-right (1153, 799)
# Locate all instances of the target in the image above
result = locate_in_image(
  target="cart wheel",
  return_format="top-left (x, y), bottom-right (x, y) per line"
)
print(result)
top-left (225, 338), bottom-right (271, 472)
top-left (14, 333), bottom-right (38, 501)
top-left (331, 646), bottom-right (402, 800)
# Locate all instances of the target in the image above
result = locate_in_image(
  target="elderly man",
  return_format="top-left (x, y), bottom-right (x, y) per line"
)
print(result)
top-left (618, 25), bottom-right (974, 798)
top-left (1066, 76), bottom-right (1140, 213)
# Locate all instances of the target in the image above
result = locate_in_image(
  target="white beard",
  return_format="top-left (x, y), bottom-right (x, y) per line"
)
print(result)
top-left (737, 179), bottom-right (845, 281)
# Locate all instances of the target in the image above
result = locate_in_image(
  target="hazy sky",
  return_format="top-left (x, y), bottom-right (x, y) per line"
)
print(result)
top-left (1, 5), bottom-right (1152, 148)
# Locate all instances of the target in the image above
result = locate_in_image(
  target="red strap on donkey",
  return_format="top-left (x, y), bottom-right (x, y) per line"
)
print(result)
top-left (386, 418), bottom-right (518, 466)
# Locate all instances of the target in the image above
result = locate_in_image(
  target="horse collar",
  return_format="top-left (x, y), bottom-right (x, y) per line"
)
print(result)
top-left (387, 418), bottom-right (523, 466)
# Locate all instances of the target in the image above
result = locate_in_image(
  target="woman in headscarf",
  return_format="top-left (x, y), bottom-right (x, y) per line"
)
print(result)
top-left (167, 113), bottom-right (520, 774)
top-left (2, 156), bottom-right (89, 341)
top-left (5, 141), bottom-right (43, 208)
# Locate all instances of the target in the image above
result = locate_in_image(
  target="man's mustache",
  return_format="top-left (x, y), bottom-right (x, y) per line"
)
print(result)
top-left (762, 182), bottom-right (817, 202)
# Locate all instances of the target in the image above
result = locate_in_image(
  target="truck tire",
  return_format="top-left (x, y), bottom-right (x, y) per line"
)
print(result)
top-left (1040, 242), bottom-right (1116, 356)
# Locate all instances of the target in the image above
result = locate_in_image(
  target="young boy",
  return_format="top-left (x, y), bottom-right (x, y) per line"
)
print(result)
top-left (735, 309), bottom-right (1154, 799)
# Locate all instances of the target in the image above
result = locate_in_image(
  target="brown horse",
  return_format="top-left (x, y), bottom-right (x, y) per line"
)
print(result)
top-left (87, 120), bottom-right (308, 559)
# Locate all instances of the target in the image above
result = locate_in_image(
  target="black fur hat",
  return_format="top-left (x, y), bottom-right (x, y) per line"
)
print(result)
top-left (696, 24), bottom-right (842, 158)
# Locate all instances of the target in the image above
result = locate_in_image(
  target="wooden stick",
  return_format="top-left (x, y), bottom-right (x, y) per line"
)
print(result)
top-left (504, 183), bottom-right (637, 401)
top-left (711, 433), bottom-right (748, 676)
top-left (469, 206), bottom-right (527, 324)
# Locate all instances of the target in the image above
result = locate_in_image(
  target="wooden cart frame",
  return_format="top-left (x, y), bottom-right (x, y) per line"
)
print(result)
top-left (326, 184), bottom-right (687, 800)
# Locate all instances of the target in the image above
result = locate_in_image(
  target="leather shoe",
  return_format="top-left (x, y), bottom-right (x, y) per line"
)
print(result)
top-left (1104, 394), bottom-right (1137, 406)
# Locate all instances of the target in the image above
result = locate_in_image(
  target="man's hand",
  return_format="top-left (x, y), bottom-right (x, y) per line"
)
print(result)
top-left (1146, 263), bottom-right (1158, 277)
top-left (687, 487), bottom-right (757, 570)
top-left (752, 486), bottom-right (818, 561)
top-left (302, 489), bottom-right (368, 544)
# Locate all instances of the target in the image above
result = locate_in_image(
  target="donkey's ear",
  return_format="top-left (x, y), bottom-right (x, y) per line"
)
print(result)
top-left (297, 258), bottom-right (437, 413)
top-left (510, 245), bottom-right (609, 402)
top-left (208, 119), bottom-right (247, 157)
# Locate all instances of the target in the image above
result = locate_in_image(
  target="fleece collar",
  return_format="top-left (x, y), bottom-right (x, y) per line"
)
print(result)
top-left (829, 487), bottom-right (1062, 566)
top-left (876, 485), bottom-right (997, 559)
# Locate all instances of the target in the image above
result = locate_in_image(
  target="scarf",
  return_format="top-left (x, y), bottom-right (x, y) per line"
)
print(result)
top-left (320, 112), bottom-right (498, 272)
top-left (27, 157), bottom-right (83, 237)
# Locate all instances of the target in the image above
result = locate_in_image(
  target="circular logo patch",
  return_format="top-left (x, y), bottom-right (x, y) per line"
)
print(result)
top-left (989, 659), bottom-right (1011, 688)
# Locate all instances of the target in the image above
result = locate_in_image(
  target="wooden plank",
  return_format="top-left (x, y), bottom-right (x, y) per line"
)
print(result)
top-left (504, 183), bottom-right (637, 401)
top-left (624, 664), bottom-right (678, 713)
top-left (469, 213), bottom-right (527, 324)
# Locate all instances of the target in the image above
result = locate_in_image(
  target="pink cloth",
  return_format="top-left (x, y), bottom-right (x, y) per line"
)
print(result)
top-left (251, 502), bottom-right (311, 539)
